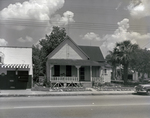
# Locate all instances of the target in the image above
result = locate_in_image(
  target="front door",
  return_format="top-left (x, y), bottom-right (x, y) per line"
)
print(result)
top-left (66, 65), bottom-right (72, 77)
top-left (7, 71), bottom-right (16, 89)
top-left (79, 67), bottom-right (85, 81)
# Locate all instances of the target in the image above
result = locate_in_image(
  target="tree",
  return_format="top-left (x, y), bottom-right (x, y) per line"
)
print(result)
top-left (32, 26), bottom-right (69, 82)
top-left (32, 45), bottom-right (42, 82)
top-left (39, 26), bottom-right (69, 74)
top-left (114, 40), bottom-right (139, 84)
top-left (130, 48), bottom-right (150, 79)
top-left (40, 26), bottom-right (69, 56)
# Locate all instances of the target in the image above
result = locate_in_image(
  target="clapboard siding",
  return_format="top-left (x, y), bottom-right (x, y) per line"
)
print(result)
top-left (49, 39), bottom-right (88, 60)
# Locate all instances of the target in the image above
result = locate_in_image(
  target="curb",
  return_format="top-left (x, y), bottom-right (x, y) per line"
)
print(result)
top-left (0, 92), bottom-right (134, 97)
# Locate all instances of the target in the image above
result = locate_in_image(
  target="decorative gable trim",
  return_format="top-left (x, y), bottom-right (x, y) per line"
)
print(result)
top-left (47, 38), bottom-right (89, 60)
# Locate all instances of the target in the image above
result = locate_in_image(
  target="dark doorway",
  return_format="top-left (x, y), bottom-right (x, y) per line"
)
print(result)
top-left (18, 71), bottom-right (28, 82)
top-left (0, 73), bottom-right (9, 89)
top-left (17, 71), bottom-right (29, 89)
top-left (80, 67), bottom-right (85, 81)
top-left (66, 66), bottom-right (72, 77)
top-left (7, 71), bottom-right (16, 89)
top-left (54, 65), bottom-right (60, 76)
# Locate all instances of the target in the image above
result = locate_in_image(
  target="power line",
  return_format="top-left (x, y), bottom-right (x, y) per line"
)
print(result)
top-left (0, 18), bottom-right (149, 27)
top-left (0, 20), bottom-right (149, 32)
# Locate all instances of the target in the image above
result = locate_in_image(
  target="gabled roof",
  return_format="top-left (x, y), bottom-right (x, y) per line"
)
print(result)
top-left (47, 37), bottom-right (89, 59)
top-left (47, 37), bottom-right (105, 65)
top-left (79, 46), bottom-right (105, 62)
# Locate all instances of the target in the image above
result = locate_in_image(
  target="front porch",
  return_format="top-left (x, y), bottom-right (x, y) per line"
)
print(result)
top-left (47, 63), bottom-right (104, 87)
top-left (46, 58), bottom-right (106, 87)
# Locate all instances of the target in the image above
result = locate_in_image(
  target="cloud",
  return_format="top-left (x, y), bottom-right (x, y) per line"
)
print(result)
top-left (0, 0), bottom-right (75, 31)
top-left (17, 36), bottom-right (33, 43)
top-left (127, 0), bottom-right (150, 18)
top-left (80, 32), bottom-right (101, 41)
top-left (100, 18), bottom-right (150, 57)
top-left (51, 11), bottom-right (75, 26)
top-left (0, 0), bottom-right (64, 20)
top-left (0, 38), bottom-right (8, 46)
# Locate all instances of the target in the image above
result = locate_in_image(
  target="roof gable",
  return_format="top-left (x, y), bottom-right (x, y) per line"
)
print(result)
top-left (47, 38), bottom-right (89, 60)
top-left (79, 46), bottom-right (105, 62)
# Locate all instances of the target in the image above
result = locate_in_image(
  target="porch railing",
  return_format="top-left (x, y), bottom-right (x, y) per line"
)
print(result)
top-left (50, 77), bottom-right (104, 83)
top-left (51, 77), bottom-right (79, 83)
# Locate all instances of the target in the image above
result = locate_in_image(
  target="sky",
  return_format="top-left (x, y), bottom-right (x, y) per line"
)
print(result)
top-left (0, 0), bottom-right (150, 57)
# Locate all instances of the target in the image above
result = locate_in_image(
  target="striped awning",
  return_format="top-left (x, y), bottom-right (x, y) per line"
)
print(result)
top-left (0, 64), bottom-right (30, 68)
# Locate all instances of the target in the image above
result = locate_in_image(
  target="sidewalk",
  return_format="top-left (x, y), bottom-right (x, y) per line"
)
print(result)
top-left (0, 89), bottom-right (134, 97)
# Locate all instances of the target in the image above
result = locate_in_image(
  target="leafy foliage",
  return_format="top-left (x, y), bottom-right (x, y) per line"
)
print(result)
top-left (32, 45), bottom-right (42, 82)
top-left (32, 26), bottom-right (69, 82)
top-left (106, 40), bottom-right (139, 84)
top-left (130, 48), bottom-right (150, 78)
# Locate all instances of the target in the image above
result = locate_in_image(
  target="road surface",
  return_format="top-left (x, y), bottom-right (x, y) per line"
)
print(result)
top-left (0, 94), bottom-right (150, 118)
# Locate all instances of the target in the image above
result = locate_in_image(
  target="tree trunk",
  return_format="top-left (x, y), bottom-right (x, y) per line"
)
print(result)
top-left (123, 63), bottom-right (129, 85)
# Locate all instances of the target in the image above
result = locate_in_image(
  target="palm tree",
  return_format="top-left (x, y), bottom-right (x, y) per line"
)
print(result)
top-left (114, 40), bottom-right (139, 84)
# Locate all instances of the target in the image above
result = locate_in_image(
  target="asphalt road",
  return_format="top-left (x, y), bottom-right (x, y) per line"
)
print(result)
top-left (0, 94), bottom-right (150, 118)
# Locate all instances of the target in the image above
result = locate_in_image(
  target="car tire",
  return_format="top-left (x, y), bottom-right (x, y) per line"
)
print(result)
top-left (146, 90), bottom-right (150, 95)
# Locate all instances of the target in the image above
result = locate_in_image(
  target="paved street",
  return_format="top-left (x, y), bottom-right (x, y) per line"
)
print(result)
top-left (0, 94), bottom-right (150, 118)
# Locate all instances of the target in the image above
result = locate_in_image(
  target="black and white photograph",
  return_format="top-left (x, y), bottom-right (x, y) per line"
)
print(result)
top-left (0, 0), bottom-right (150, 118)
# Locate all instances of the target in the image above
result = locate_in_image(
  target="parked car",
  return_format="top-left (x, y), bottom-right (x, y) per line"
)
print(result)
top-left (134, 84), bottom-right (150, 94)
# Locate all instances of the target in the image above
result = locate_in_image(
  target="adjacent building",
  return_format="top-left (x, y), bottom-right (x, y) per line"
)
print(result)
top-left (0, 46), bottom-right (33, 89)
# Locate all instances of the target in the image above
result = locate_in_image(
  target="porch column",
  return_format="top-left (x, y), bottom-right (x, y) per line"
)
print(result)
top-left (76, 66), bottom-right (81, 81)
top-left (99, 66), bottom-right (101, 77)
top-left (90, 66), bottom-right (92, 81)
top-left (50, 65), bottom-right (54, 81)
top-left (133, 71), bottom-right (138, 81)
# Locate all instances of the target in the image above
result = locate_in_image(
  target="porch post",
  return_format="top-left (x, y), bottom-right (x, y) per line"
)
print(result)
top-left (99, 66), bottom-right (102, 82)
top-left (50, 65), bottom-right (54, 81)
top-left (90, 66), bottom-right (92, 81)
top-left (75, 66), bottom-right (81, 81)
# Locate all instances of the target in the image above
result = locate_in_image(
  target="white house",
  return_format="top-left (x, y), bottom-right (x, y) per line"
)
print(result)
top-left (46, 38), bottom-right (110, 87)
top-left (0, 46), bottom-right (33, 89)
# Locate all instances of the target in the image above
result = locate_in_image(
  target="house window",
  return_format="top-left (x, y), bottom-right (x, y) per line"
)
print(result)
top-left (104, 69), bottom-right (107, 75)
top-left (54, 65), bottom-right (60, 76)
top-left (66, 65), bottom-right (72, 77)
